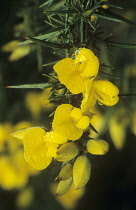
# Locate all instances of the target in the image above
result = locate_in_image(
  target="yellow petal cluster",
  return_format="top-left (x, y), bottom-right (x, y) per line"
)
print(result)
top-left (23, 127), bottom-right (53, 170)
top-left (81, 79), bottom-right (119, 112)
top-left (53, 48), bottom-right (99, 94)
top-left (2, 40), bottom-right (30, 61)
top-left (52, 104), bottom-right (91, 140)
top-left (10, 47), bottom-right (120, 196)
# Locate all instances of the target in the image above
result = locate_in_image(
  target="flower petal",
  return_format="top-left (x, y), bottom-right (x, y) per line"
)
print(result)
top-left (53, 58), bottom-right (87, 94)
top-left (44, 130), bottom-right (67, 144)
top-left (52, 104), bottom-right (83, 140)
top-left (74, 48), bottom-right (96, 62)
top-left (95, 90), bottom-right (119, 106)
top-left (76, 116), bottom-right (90, 130)
top-left (81, 88), bottom-right (97, 113)
top-left (23, 127), bottom-right (52, 170)
top-left (80, 58), bottom-right (99, 78)
top-left (70, 107), bottom-right (83, 122)
top-left (93, 80), bottom-right (119, 106)
top-left (93, 80), bottom-right (119, 96)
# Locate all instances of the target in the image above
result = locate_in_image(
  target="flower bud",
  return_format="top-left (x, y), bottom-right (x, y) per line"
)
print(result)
top-left (55, 177), bottom-right (73, 196)
top-left (55, 142), bottom-right (79, 162)
top-left (73, 155), bottom-right (91, 189)
top-left (86, 139), bottom-right (109, 155)
top-left (58, 163), bottom-right (73, 181)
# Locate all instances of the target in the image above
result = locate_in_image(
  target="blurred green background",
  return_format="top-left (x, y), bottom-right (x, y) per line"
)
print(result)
top-left (0, 0), bottom-right (136, 210)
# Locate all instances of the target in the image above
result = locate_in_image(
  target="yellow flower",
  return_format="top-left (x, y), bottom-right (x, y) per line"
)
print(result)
top-left (16, 187), bottom-right (34, 209)
top-left (0, 150), bottom-right (38, 190)
top-left (109, 107), bottom-right (130, 150)
top-left (22, 127), bottom-right (55, 170)
top-left (51, 183), bottom-right (85, 210)
top-left (2, 40), bottom-right (30, 61)
top-left (0, 121), bottom-right (32, 152)
top-left (25, 89), bottom-right (55, 117)
top-left (2, 40), bottom-right (20, 52)
top-left (13, 126), bottom-right (76, 170)
top-left (52, 104), bottom-right (91, 140)
top-left (81, 79), bottom-right (119, 112)
top-left (88, 108), bottom-right (105, 139)
top-left (53, 48), bottom-right (99, 94)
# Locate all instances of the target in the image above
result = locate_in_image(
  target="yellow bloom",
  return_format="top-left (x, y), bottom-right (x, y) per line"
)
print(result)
top-left (0, 150), bottom-right (37, 190)
top-left (25, 89), bottom-right (55, 117)
top-left (109, 107), bottom-right (130, 150)
top-left (13, 126), bottom-right (78, 170)
top-left (16, 187), bottom-right (34, 209)
top-left (52, 104), bottom-right (91, 140)
top-left (2, 40), bottom-right (30, 61)
top-left (0, 123), bottom-right (11, 151)
top-left (81, 79), bottom-right (119, 112)
top-left (0, 121), bottom-right (32, 152)
top-left (44, 130), bottom-right (68, 144)
top-left (13, 127), bottom-right (61, 170)
top-left (9, 46), bottom-right (30, 61)
top-left (89, 108), bottom-right (105, 139)
top-left (52, 183), bottom-right (85, 210)
top-left (23, 127), bottom-right (54, 170)
top-left (91, 0), bottom-right (109, 21)
top-left (53, 48), bottom-right (99, 94)
top-left (2, 40), bottom-right (20, 52)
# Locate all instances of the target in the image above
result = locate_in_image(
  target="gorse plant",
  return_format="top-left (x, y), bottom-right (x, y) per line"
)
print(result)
top-left (11, 0), bottom-right (136, 196)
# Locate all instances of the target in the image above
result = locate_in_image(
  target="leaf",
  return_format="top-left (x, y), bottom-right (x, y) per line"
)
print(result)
top-left (96, 9), bottom-right (136, 25)
top-left (6, 83), bottom-right (52, 89)
top-left (44, 10), bottom-right (76, 15)
top-left (107, 42), bottom-right (136, 49)
top-left (42, 61), bottom-right (59, 67)
top-left (39, 0), bottom-right (54, 8)
top-left (18, 27), bottom-right (66, 46)
top-left (101, 2), bottom-right (123, 10)
top-left (26, 37), bottom-right (61, 49)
